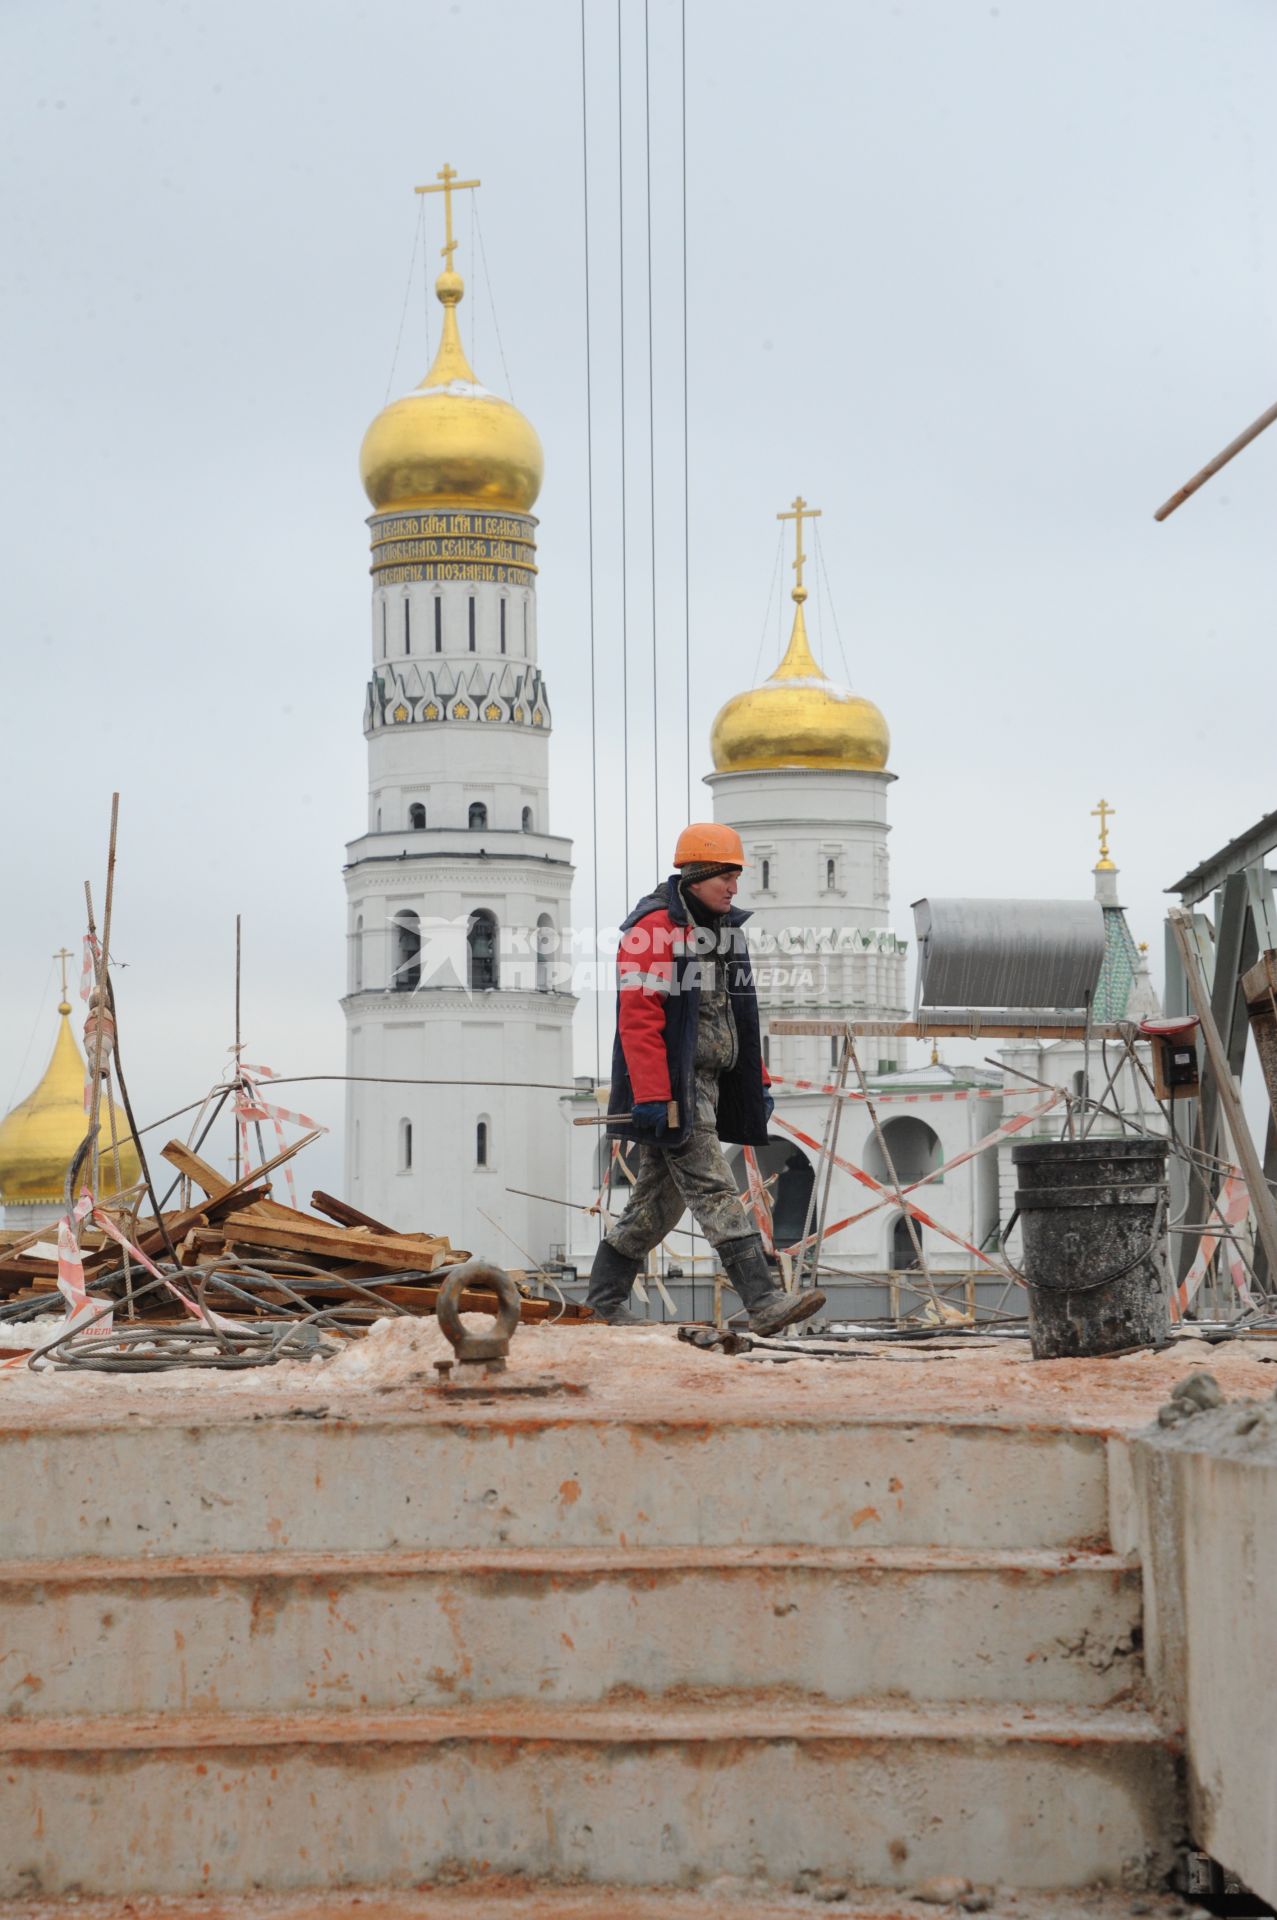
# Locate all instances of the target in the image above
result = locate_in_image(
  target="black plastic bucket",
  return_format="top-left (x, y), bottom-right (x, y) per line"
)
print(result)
top-left (1010, 1137), bottom-right (1171, 1359)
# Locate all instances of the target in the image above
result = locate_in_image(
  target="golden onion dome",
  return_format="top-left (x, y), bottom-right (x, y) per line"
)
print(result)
top-left (0, 998), bottom-right (140, 1206)
top-left (360, 269), bottom-right (543, 515)
top-left (711, 589), bottom-right (890, 773)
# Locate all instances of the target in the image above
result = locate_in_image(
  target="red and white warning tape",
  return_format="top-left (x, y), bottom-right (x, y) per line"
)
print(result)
top-left (232, 1061), bottom-right (327, 1207)
top-left (1172, 1173), bottom-right (1253, 1320)
top-left (776, 1092), bottom-right (1063, 1274)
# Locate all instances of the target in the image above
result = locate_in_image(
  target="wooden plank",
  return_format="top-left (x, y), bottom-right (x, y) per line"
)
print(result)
top-left (769, 1018), bottom-right (1128, 1040)
top-left (310, 1190), bottom-right (399, 1234)
top-left (160, 1140), bottom-right (233, 1197)
top-left (219, 1213), bottom-right (452, 1272)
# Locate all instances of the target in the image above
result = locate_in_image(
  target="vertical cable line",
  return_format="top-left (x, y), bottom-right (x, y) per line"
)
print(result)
top-left (644, 0), bottom-right (659, 873)
top-left (681, 0), bottom-right (691, 819)
top-left (617, 0), bottom-right (631, 904)
top-left (581, 0), bottom-right (603, 1087)
top-left (385, 198), bottom-right (424, 403)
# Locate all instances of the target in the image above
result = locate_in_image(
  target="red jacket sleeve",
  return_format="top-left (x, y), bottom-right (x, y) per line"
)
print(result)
top-left (616, 913), bottom-right (676, 1103)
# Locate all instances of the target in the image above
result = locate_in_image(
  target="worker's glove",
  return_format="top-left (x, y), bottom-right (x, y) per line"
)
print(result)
top-left (763, 1092), bottom-right (775, 1122)
top-left (630, 1100), bottom-right (669, 1139)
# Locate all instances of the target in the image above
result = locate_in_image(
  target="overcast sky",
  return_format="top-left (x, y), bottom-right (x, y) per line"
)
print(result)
top-left (3, 0), bottom-right (1276, 1201)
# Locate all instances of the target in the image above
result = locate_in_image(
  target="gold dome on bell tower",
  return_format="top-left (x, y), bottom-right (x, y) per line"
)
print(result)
top-left (711, 497), bottom-right (890, 774)
top-left (359, 164), bottom-right (543, 516)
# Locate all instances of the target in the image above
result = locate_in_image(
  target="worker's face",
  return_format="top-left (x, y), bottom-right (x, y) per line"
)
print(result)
top-left (686, 869), bottom-right (740, 914)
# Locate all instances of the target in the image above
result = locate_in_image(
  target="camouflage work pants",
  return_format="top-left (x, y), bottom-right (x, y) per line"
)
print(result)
top-left (605, 1069), bottom-right (754, 1259)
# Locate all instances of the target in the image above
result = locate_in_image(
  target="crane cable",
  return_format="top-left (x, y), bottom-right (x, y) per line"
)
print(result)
top-left (580, 0), bottom-right (603, 1086)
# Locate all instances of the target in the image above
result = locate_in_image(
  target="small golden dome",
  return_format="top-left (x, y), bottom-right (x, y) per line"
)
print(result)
top-left (0, 998), bottom-right (140, 1206)
top-left (711, 592), bottom-right (890, 773)
top-left (360, 268), bottom-right (543, 515)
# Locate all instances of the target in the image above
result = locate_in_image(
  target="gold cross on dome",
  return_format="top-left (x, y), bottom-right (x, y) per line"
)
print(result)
top-left (53, 947), bottom-right (74, 999)
top-left (777, 495), bottom-right (821, 597)
top-left (1091, 797), bottom-right (1116, 864)
top-left (415, 162), bottom-right (481, 270)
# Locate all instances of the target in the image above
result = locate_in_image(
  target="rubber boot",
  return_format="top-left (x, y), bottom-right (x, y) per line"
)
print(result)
top-left (585, 1240), bottom-right (646, 1325)
top-left (719, 1233), bottom-right (826, 1335)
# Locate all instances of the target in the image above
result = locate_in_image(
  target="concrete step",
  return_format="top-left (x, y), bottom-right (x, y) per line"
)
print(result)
top-left (0, 1888), bottom-right (1213, 1920)
top-left (0, 1545), bottom-right (1143, 1716)
top-left (0, 1407), bottom-right (1112, 1559)
top-left (0, 1701), bottom-right (1179, 1900)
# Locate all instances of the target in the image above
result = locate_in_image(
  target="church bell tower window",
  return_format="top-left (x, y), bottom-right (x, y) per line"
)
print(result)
top-left (434, 597), bottom-right (442, 652)
top-left (468, 596), bottom-right (476, 651)
top-left (469, 802), bottom-right (488, 831)
top-left (392, 911), bottom-right (421, 992)
top-left (468, 912), bottom-right (498, 990)
top-left (404, 598), bottom-right (411, 655)
top-left (500, 599), bottom-right (507, 654)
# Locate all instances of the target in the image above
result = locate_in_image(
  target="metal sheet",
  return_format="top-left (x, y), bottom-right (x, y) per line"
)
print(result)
top-left (912, 898), bottom-right (1105, 1014)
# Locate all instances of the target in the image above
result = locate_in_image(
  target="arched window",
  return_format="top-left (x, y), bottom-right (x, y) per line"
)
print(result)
top-left (408, 803), bottom-right (426, 830)
top-left (392, 910), bottom-right (421, 992)
top-left (535, 913), bottom-right (557, 992)
top-left (381, 601), bottom-right (387, 660)
top-left (434, 597), bottom-right (442, 652)
top-left (891, 1215), bottom-right (921, 1272)
top-left (864, 1116), bottom-right (943, 1188)
top-left (403, 596), bottom-right (411, 655)
top-left (376, 806), bottom-right (382, 833)
top-left (476, 1118), bottom-right (490, 1166)
top-left (500, 598), bottom-right (508, 654)
top-left (761, 858), bottom-right (770, 891)
top-left (830, 1035), bottom-right (839, 1069)
top-left (468, 596), bottom-right (476, 651)
top-left (467, 910), bottom-right (498, 990)
top-left (353, 915), bottom-right (363, 992)
top-left (826, 858), bottom-right (836, 890)
top-left (729, 1140), bottom-right (814, 1251)
top-left (522, 805), bottom-right (533, 832)
top-left (400, 1118), bottom-right (413, 1172)
top-left (468, 802), bottom-right (488, 831)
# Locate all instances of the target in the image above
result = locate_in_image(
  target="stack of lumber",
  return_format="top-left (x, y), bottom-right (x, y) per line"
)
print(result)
top-left (0, 1136), bottom-right (592, 1326)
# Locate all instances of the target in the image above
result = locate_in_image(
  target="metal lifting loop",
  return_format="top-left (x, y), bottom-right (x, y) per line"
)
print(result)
top-left (436, 1259), bottom-right (522, 1370)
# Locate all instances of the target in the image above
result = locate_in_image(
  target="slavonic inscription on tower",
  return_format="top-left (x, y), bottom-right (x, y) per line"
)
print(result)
top-left (367, 509), bottom-right (538, 587)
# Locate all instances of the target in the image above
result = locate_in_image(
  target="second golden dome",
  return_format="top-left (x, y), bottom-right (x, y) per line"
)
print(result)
top-left (711, 593), bottom-right (890, 774)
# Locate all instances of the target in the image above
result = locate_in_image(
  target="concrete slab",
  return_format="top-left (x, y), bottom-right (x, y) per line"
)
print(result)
top-left (0, 1885), bottom-right (1215, 1919)
top-left (0, 1545), bottom-right (1143, 1715)
top-left (0, 1703), bottom-right (1179, 1899)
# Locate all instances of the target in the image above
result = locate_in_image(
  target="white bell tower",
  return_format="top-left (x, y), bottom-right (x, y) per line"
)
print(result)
top-left (341, 168), bottom-right (575, 1264)
top-left (707, 497), bottom-right (908, 1085)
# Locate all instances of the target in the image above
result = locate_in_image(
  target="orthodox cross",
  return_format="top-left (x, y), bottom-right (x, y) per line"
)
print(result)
top-left (777, 495), bottom-right (821, 597)
top-left (1091, 798), bottom-right (1116, 863)
top-left (415, 163), bottom-right (481, 270)
top-left (53, 947), bottom-right (74, 1002)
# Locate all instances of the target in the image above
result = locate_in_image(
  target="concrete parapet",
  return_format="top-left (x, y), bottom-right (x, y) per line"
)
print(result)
top-left (1129, 1387), bottom-right (1277, 1909)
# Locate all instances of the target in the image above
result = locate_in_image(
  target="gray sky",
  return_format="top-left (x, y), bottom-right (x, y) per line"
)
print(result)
top-left (4, 0), bottom-right (1276, 1201)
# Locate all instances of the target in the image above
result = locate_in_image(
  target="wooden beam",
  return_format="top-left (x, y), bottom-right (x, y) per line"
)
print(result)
top-left (310, 1190), bottom-right (399, 1235)
top-left (1169, 909), bottom-right (1277, 1281)
top-left (769, 1018), bottom-right (1127, 1041)
top-left (218, 1213), bottom-right (453, 1272)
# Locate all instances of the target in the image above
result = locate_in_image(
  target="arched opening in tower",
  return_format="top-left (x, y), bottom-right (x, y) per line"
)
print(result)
top-left (729, 1140), bottom-right (815, 1251)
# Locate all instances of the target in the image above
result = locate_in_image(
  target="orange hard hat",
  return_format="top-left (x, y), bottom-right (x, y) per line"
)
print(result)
top-left (672, 822), bottom-right (746, 869)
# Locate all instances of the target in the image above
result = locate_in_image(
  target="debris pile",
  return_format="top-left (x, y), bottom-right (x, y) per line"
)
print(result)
top-left (0, 1132), bottom-right (591, 1353)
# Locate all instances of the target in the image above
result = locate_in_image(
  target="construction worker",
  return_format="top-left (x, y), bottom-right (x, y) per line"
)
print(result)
top-left (586, 823), bottom-right (827, 1332)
